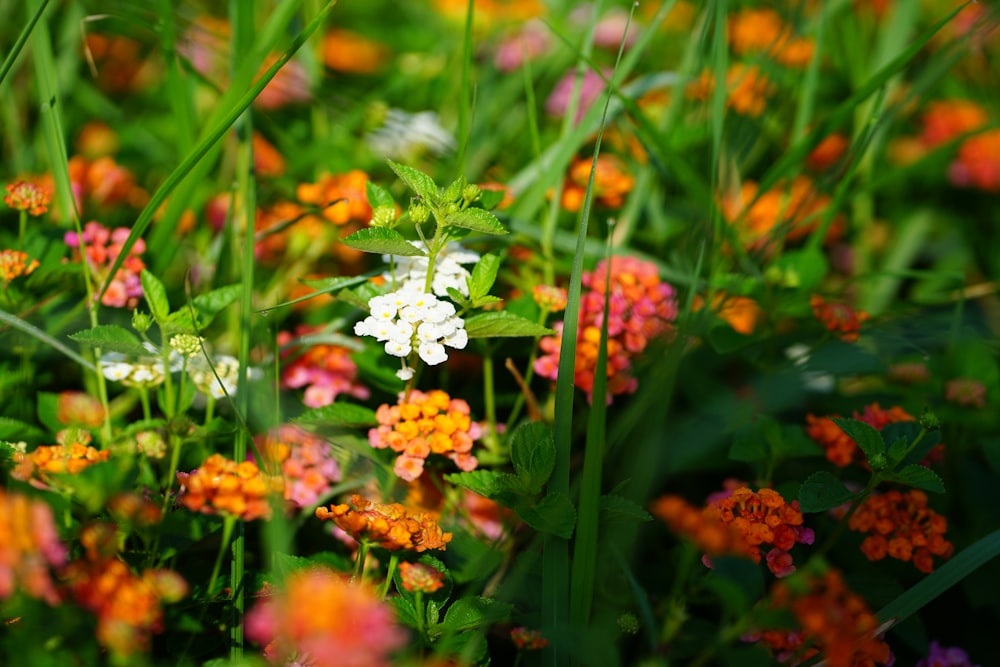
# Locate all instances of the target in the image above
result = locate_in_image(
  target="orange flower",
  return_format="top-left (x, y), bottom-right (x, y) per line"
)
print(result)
top-left (920, 99), bottom-right (988, 148)
top-left (728, 8), bottom-right (815, 67)
top-left (0, 488), bottom-right (67, 605)
top-left (950, 129), bottom-right (1000, 193)
top-left (511, 627), bottom-right (550, 650)
top-left (810, 294), bottom-right (870, 342)
top-left (55, 391), bottom-right (106, 428)
top-left (0, 249), bottom-right (40, 287)
top-left (11, 435), bottom-right (110, 487)
top-left (252, 132), bottom-right (286, 178)
top-left (322, 28), bottom-right (389, 74)
top-left (722, 176), bottom-right (843, 252)
top-left (806, 403), bottom-right (913, 467)
top-left (398, 561), bottom-right (445, 593)
top-left (4, 181), bottom-right (50, 216)
top-left (651, 495), bottom-right (753, 560)
top-left (176, 454), bottom-right (284, 521)
top-left (849, 489), bottom-right (953, 574)
top-left (753, 568), bottom-right (893, 667)
top-left (316, 494), bottom-right (452, 552)
top-left (688, 64), bottom-right (775, 117)
top-left (559, 155), bottom-right (635, 212)
top-left (532, 284), bottom-right (569, 312)
top-left (806, 133), bottom-right (849, 172)
top-left (692, 292), bottom-right (763, 335)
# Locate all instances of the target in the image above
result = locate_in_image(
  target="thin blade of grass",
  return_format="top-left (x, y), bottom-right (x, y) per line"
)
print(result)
top-left (0, 309), bottom-right (96, 372)
top-left (0, 0), bottom-right (49, 87)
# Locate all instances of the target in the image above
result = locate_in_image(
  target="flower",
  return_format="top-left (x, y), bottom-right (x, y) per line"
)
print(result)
top-left (945, 377), bottom-right (987, 408)
top-left (708, 486), bottom-right (813, 577)
top-left (532, 284), bottom-right (569, 312)
top-left (369, 389), bottom-right (483, 481)
top-left (366, 108), bottom-right (455, 160)
top-left (398, 562), bottom-right (445, 594)
top-left (278, 325), bottom-right (370, 408)
top-left (920, 100), bottom-right (988, 148)
top-left (64, 523), bottom-right (187, 657)
top-left (99, 351), bottom-right (167, 388)
top-left (749, 567), bottom-right (893, 667)
top-left (692, 292), bottom-right (763, 335)
top-left (494, 20), bottom-right (551, 72)
top-left (849, 489), bottom-right (954, 574)
top-left (546, 67), bottom-right (610, 123)
top-left (688, 64), bottom-right (775, 117)
top-left (11, 435), bottom-right (110, 488)
top-left (383, 242), bottom-right (480, 298)
top-left (4, 181), bottom-right (50, 215)
top-left (186, 353), bottom-right (259, 399)
top-left (535, 256), bottom-right (677, 402)
top-left (559, 154), bottom-right (635, 211)
top-left (0, 249), bottom-right (40, 287)
top-left (511, 627), bottom-right (550, 650)
top-left (728, 8), bottom-right (814, 67)
top-left (805, 403), bottom-right (914, 467)
top-left (917, 641), bottom-right (981, 667)
top-left (321, 28), bottom-right (389, 74)
top-left (315, 494), bottom-right (452, 552)
top-left (245, 567), bottom-right (406, 667)
top-left (650, 495), bottom-right (754, 560)
top-left (55, 391), bottom-right (106, 427)
top-left (810, 294), bottom-right (870, 342)
top-left (949, 129), bottom-right (1000, 193)
top-left (0, 488), bottom-right (67, 605)
top-left (64, 221), bottom-right (146, 308)
top-left (256, 425), bottom-right (342, 509)
top-left (176, 454), bottom-right (284, 521)
top-left (354, 289), bottom-right (468, 374)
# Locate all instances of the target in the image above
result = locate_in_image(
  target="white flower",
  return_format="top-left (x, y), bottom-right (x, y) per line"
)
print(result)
top-left (443, 328), bottom-right (468, 350)
top-left (382, 242), bottom-right (479, 297)
top-left (396, 366), bottom-right (415, 381)
top-left (101, 360), bottom-right (134, 381)
top-left (357, 288), bottom-right (468, 371)
top-left (385, 339), bottom-right (412, 357)
top-left (366, 109), bottom-right (455, 160)
top-left (418, 342), bottom-right (448, 365)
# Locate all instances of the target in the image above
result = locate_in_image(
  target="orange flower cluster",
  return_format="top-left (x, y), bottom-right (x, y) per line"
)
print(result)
top-left (322, 28), bottom-right (390, 74)
top-left (728, 8), bottom-right (815, 67)
top-left (11, 436), bottom-right (110, 487)
top-left (511, 627), bottom-right (550, 650)
top-left (920, 99), bottom-right (988, 148)
top-left (722, 175), bottom-right (843, 252)
top-left (710, 487), bottom-right (814, 577)
top-left (0, 488), bottom-right (67, 605)
top-left (4, 180), bottom-right (50, 215)
top-left (84, 33), bottom-right (153, 93)
top-left (256, 424), bottom-right (342, 509)
top-left (532, 284), bottom-right (569, 312)
top-left (64, 523), bottom-right (188, 657)
top-left (55, 391), bottom-right (106, 428)
top-left (41, 155), bottom-right (148, 217)
top-left (398, 561), bottom-right (445, 593)
top-left (950, 129), bottom-right (1000, 193)
top-left (369, 389), bottom-right (483, 482)
top-left (560, 154), bottom-right (635, 212)
top-left (296, 169), bottom-right (374, 227)
top-left (849, 489), bottom-right (954, 574)
top-left (810, 294), bottom-right (870, 342)
top-left (176, 454), bottom-right (284, 521)
top-left (650, 494), bottom-right (754, 559)
top-left (805, 403), bottom-right (914, 467)
top-left (688, 64), bottom-right (775, 117)
top-left (692, 292), bottom-right (763, 335)
top-left (0, 249), bottom-right (39, 287)
top-left (315, 494), bottom-right (452, 552)
top-left (751, 568), bottom-right (893, 667)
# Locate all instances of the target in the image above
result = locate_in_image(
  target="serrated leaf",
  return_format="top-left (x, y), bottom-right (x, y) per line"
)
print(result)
top-left (469, 253), bottom-right (501, 301)
top-left (443, 176), bottom-right (466, 202)
top-left (882, 465), bottom-right (945, 493)
top-left (833, 417), bottom-right (886, 463)
top-left (464, 312), bottom-right (553, 338)
top-left (69, 325), bottom-right (150, 357)
top-left (365, 180), bottom-right (395, 209)
top-left (798, 471), bottom-right (858, 513)
top-left (439, 596), bottom-right (512, 634)
top-left (510, 422), bottom-right (555, 493)
top-left (881, 421), bottom-right (941, 467)
top-left (387, 159), bottom-right (439, 202)
top-left (516, 492), bottom-right (576, 538)
top-left (293, 402), bottom-right (377, 428)
top-left (599, 494), bottom-right (653, 523)
top-left (0, 417), bottom-right (47, 442)
top-left (471, 295), bottom-right (503, 308)
top-left (341, 227), bottom-right (426, 256)
top-left (447, 207), bottom-right (508, 235)
top-left (390, 595), bottom-right (419, 627)
top-left (165, 284), bottom-right (241, 333)
top-left (140, 270), bottom-right (170, 322)
top-left (443, 469), bottom-right (526, 502)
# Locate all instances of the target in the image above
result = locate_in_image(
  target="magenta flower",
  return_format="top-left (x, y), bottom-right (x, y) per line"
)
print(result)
top-left (546, 67), bottom-right (611, 124)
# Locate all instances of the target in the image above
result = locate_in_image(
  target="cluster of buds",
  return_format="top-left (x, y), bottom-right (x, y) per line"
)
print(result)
top-left (810, 294), bottom-right (870, 342)
top-left (369, 389), bottom-right (482, 481)
top-left (806, 403), bottom-right (914, 467)
top-left (397, 561), bottom-right (445, 594)
top-left (255, 425), bottom-right (342, 509)
top-left (176, 454), bottom-right (284, 521)
top-left (11, 431), bottom-right (110, 488)
top-left (0, 249), bottom-right (40, 288)
top-left (535, 256), bottom-right (677, 403)
top-left (64, 523), bottom-right (187, 657)
top-left (55, 391), bottom-right (106, 428)
top-left (0, 488), bottom-right (67, 605)
top-left (848, 489), bottom-right (954, 574)
top-left (383, 241), bottom-right (480, 297)
top-left (245, 567), bottom-right (406, 667)
top-left (277, 325), bottom-right (370, 408)
top-left (315, 494), bottom-right (452, 552)
top-left (4, 180), bottom-right (50, 216)
top-left (64, 221), bottom-right (146, 308)
top-left (708, 486), bottom-right (814, 577)
top-left (748, 568), bottom-right (894, 667)
top-left (354, 289), bottom-right (468, 380)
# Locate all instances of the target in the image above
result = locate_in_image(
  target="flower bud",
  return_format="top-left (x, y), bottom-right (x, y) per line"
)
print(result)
top-left (462, 183), bottom-right (481, 204)
top-left (371, 205), bottom-right (397, 228)
top-left (132, 310), bottom-right (154, 333)
top-left (170, 334), bottom-right (203, 358)
top-left (409, 202), bottom-right (430, 225)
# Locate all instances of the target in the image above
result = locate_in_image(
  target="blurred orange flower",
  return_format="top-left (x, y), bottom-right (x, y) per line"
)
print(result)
top-left (850, 489), bottom-right (953, 573)
top-left (315, 494), bottom-right (452, 552)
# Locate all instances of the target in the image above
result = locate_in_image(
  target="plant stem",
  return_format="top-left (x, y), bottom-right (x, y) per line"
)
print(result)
top-left (380, 552), bottom-right (399, 600)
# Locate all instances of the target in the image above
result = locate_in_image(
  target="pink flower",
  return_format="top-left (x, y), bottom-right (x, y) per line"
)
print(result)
top-left (494, 20), bottom-right (551, 72)
top-left (546, 67), bottom-right (611, 123)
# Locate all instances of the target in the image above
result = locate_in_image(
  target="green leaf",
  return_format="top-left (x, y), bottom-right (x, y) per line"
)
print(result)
top-left (447, 207), bottom-right (508, 235)
top-left (881, 421), bottom-right (941, 467)
top-left (387, 159), bottom-right (439, 202)
top-left (140, 270), bottom-right (170, 322)
top-left (881, 465), bottom-right (946, 494)
top-left (165, 284), bottom-right (242, 333)
top-left (766, 247), bottom-right (828, 290)
top-left (443, 175), bottom-right (466, 203)
top-left (299, 275), bottom-right (371, 292)
top-left (293, 402), bottom-right (377, 428)
top-left (510, 422), bottom-right (555, 493)
top-left (390, 595), bottom-right (419, 627)
top-left (69, 325), bottom-right (150, 357)
top-left (729, 436), bottom-right (768, 463)
top-left (446, 286), bottom-right (471, 309)
top-left (468, 253), bottom-right (501, 301)
top-left (443, 469), bottom-right (526, 502)
top-left (439, 596), bottom-right (512, 634)
top-left (464, 312), bottom-right (553, 338)
top-left (365, 180), bottom-right (395, 210)
top-left (832, 417), bottom-right (886, 463)
top-left (0, 417), bottom-right (47, 442)
top-left (516, 492), bottom-right (576, 538)
top-left (341, 227), bottom-right (426, 256)
top-left (478, 189), bottom-right (504, 210)
top-left (599, 494), bottom-right (653, 523)
top-left (798, 471), bottom-right (858, 513)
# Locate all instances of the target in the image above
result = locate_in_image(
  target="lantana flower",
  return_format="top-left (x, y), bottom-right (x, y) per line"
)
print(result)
top-left (806, 403), bottom-right (914, 467)
top-left (176, 454), bottom-right (284, 521)
top-left (383, 241), bottom-right (480, 297)
top-left (256, 425), bottom-right (342, 509)
top-left (847, 489), bottom-right (954, 574)
top-left (315, 494), bottom-right (452, 553)
top-left (0, 488), bottom-right (67, 605)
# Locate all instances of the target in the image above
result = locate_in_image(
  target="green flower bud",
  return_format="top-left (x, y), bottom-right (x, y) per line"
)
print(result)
top-left (132, 310), bottom-right (154, 333)
top-left (617, 613), bottom-right (640, 635)
top-left (919, 407), bottom-right (942, 431)
top-left (462, 183), bottom-right (481, 204)
top-left (170, 334), bottom-right (204, 358)
top-left (409, 202), bottom-right (431, 225)
top-left (371, 205), bottom-right (397, 228)
top-left (868, 451), bottom-right (889, 471)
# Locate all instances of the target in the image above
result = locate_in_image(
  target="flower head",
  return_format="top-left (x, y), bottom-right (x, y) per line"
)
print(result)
top-left (806, 403), bottom-right (914, 467)
top-left (849, 489), bottom-right (953, 574)
top-left (176, 454), bottom-right (284, 521)
top-left (383, 241), bottom-right (480, 298)
top-left (4, 180), bottom-right (50, 215)
top-left (945, 377), bottom-right (987, 408)
top-left (64, 221), bottom-right (146, 308)
top-left (315, 494), bottom-right (452, 552)
top-left (810, 294), bottom-right (870, 342)
top-left (398, 561), bottom-right (445, 594)
top-left (511, 627), bottom-right (550, 650)
top-left (0, 249), bottom-right (40, 288)
top-left (917, 641), bottom-right (980, 667)
top-left (246, 567), bottom-right (406, 667)
top-left (278, 325), bottom-right (370, 408)
top-left (688, 64), bottom-right (775, 117)
top-left (0, 488), bottom-right (67, 605)
top-left (11, 436), bottom-right (110, 488)
top-left (256, 425), bottom-right (341, 509)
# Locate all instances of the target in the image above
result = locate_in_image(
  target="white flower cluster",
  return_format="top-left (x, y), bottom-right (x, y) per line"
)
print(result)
top-left (354, 289), bottom-right (468, 379)
top-left (384, 242), bottom-right (480, 297)
top-left (366, 109), bottom-right (455, 160)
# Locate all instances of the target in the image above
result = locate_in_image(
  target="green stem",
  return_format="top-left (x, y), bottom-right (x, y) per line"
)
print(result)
top-left (414, 590), bottom-right (426, 640)
top-left (18, 210), bottom-right (26, 249)
top-left (139, 386), bottom-right (152, 422)
top-left (160, 434), bottom-right (183, 515)
top-left (208, 516), bottom-right (237, 600)
top-left (482, 350), bottom-right (499, 454)
top-left (354, 541), bottom-right (371, 582)
top-left (380, 552), bottom-right (399, 600)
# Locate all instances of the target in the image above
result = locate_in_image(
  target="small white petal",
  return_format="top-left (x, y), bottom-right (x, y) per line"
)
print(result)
top-left (396, 367), bottom-right (415, 381)
top-left (444, 327), bottom-right (468, 350)
top-left (418, 342), bottom-right (448, 365)
top-left (385, 340), bottom-right (412, 357)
